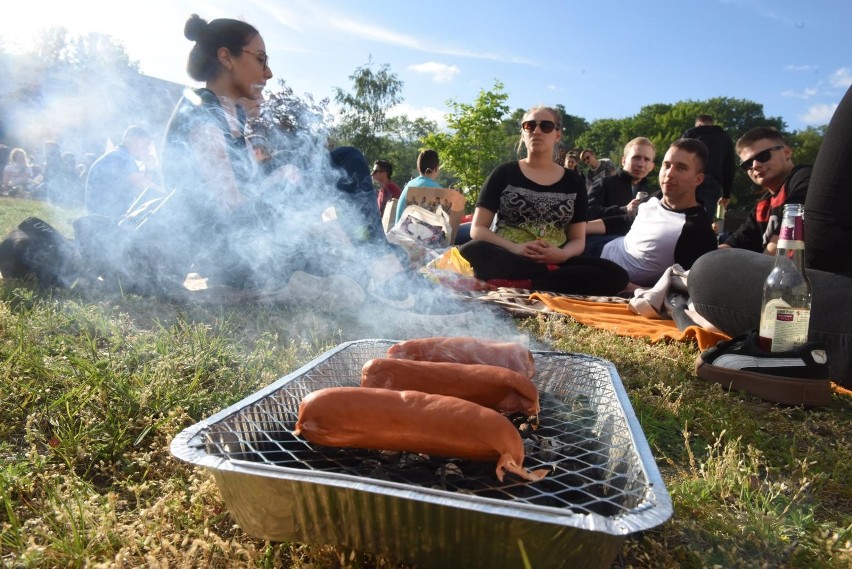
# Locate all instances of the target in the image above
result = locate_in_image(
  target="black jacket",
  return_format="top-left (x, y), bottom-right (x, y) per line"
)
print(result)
top-left (682, 124), bottom-right (736, 198)
top-left (587, 169), bottom-right (652, 220)
top-left (724, 165), bottom-right (812, 252)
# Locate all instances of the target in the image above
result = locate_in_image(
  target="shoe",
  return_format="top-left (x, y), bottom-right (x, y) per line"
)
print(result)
top-left (695, 330), bottom-right (831, 406)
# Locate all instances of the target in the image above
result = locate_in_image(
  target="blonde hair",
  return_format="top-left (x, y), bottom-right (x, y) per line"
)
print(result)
top-left (623, 136), bottom-right (655, 157)
top-left (516, 105), bottom-right (562, 159)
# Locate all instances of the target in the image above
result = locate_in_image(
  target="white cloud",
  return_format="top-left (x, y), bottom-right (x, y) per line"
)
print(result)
top-left (388, 103), bottom-right (447, 130)
top-left (785, 64), bottom-right (818, 72)
top-left (408, 62), bottom-right (460, 83)
top-left (830, 67), bottom-right (852, 88)
top-left (800, 103), bottom-right (838, 125)
top-left (782, 87), bottom-right (818, 99)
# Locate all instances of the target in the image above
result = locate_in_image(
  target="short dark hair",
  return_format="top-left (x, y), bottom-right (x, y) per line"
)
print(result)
top-left (417, 150), bottom-right (439, 174)
top-left (696, 114), bottom-right (714, 125)
top-left (735, 127), bottom-right (786, 153)
top-left (670, 138), bottom-right (708, 173)
top-left (373, 159), bottom-right (393, 178)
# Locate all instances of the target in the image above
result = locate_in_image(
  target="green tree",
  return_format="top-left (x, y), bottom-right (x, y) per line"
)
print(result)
top-left (787, 125), bottom-right (825, 166)
top-left (35, 27), bottom-right (140, 74)
top-left (383, 115), bottom-right (439, 187)
top-left (332, 58), bottom-right (403, 164)
top-left (423, 81), bottom-right (511, 205)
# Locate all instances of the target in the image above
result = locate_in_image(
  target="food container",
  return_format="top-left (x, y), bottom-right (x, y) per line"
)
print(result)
top-left (171, 340), bottom-right (672, 569)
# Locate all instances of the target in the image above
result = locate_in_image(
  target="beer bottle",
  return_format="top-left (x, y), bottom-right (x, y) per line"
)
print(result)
top-left (714, 202), bottom-right (726, 236)
top-left (757, 203), bottom-right (812, 351)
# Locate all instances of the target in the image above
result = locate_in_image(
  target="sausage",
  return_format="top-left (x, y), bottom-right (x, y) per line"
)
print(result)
top-left (387, 337), bottom-right (536, 379)
top-left (361, 358), bottom-right (539, 416)
top-left (293, 387), bottom-right (548, 482)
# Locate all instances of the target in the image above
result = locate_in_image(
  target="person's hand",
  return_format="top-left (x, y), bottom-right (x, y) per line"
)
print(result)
top-left (626, 198), bottom-right (642, 217)
top-left (521, 240), bottom-right (567, 264)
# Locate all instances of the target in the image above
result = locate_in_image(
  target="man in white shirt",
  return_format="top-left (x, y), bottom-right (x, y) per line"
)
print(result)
top-left (585, 138), bottom-right (718, 289)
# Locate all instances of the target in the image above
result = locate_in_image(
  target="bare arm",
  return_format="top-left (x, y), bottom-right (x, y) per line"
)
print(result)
top-left (469, 206), bottom-right (526, 256)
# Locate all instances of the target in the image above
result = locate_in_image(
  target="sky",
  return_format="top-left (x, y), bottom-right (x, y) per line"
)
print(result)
top-left (2, 0), bottom-right (850, 131)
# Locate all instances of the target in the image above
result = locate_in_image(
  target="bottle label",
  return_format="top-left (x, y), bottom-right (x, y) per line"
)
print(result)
top-left (777, 213), bottom-right (804, 250)
top-left (765, 305), bottom-right (810, 352)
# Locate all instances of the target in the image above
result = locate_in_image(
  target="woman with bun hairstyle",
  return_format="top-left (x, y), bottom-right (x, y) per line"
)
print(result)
top-left (458, 105), bottom-right (628, 295)
top-left (152, 14), bottom-right (396, 288)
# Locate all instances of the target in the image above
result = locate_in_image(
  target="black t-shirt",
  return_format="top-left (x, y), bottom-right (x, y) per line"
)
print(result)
top-left (477, 161), bottom-right (587, 247)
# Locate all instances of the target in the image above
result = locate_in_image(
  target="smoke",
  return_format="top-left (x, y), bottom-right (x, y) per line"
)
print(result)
top-left (2, 59), bottom-right (527, 344)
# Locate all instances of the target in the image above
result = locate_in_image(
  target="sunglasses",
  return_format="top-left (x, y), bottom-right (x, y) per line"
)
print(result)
top-left (521, 120), bottom-right (560, 134)
top-left (739, 145), bottom-right (784, 171)
top-left (242, 49), bottom-right (269, 71)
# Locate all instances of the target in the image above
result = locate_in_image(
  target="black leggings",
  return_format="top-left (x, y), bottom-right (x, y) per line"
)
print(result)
top-left (458, 240), bottom-right (628, 296)
top-left (689, 84), bottom-right (852, 386)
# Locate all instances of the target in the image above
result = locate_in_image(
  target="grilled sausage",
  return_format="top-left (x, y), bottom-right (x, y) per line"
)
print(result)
top-left (361, 358), bottom-right (540, 416)
top-left (387, 336), bottom-right (536, 379)
top-left (293, 387), bottom-right (548, 482)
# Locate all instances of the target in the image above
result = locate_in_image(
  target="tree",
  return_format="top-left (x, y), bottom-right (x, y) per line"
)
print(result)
top-left (787, 125), bottom-right (825, 167)
top-left (382, 115), bottom-right (439, 187)
top-left (332, 58), bottom-right (403, 164)
top-left (422, 81), bottom-right (511, 205)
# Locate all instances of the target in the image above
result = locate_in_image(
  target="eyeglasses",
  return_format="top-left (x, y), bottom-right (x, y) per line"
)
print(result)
top-left (739, 145), bottom-right (784, 171)
top-left (242, 49), bottom-right (269, 71)
top-left (521, 120), bottom-right (560, 134)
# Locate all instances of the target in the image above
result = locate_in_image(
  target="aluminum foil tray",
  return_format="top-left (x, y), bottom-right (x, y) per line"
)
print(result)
top-left (171, 339), bottom-right (672, 569)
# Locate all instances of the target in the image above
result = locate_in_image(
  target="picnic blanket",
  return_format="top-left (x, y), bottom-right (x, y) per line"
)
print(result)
top-left (529, 293), bottom-right (729, 350)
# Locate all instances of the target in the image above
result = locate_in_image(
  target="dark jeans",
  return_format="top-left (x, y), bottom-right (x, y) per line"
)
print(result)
top-left (458, 240), bottom-right (628, 295)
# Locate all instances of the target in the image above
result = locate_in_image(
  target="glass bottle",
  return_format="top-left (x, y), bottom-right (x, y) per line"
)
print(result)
top-left (757, 203), bottom-right (812, 351)
top-left (714, 203), bottom-right (726, 236)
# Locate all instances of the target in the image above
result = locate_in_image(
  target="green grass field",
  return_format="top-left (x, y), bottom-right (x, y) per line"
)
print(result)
top-left (1, 197), bottom-right (850, 568)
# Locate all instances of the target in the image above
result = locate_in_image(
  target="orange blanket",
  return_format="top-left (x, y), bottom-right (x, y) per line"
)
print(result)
top-left (530, 293), bottom-right (729, 350)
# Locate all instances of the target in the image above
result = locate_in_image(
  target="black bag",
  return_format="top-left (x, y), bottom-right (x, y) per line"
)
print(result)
top-left (0, 217), bottom-right (81, 287)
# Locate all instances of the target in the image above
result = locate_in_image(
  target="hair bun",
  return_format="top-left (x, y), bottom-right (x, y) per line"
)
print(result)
top-left (184, 13), bottom-right (208, 42)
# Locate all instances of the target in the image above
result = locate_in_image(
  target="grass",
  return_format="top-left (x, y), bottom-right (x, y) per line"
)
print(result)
top-left (0, 196), bottom-right (850, 568)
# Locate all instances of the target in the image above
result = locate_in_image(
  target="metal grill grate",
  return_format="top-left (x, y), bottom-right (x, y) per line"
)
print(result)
top-left (193, 340), bottom-right (656, 518)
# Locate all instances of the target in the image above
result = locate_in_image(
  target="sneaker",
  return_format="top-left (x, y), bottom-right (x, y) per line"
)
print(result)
top-left (694, 330), bottom-right (831, 406)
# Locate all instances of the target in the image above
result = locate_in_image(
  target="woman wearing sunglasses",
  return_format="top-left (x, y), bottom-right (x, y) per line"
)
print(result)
top-left (458, 106), bottom-right (628, 295)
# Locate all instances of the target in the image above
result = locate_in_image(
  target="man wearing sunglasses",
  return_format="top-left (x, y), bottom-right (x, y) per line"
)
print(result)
top-left (579, 148), bottom-right (616, 190)
top-left (720, 127), bottom-right (811, 254)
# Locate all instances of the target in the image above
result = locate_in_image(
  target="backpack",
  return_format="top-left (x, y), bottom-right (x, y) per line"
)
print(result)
top-left (0, 217), bottom-right (81, 287)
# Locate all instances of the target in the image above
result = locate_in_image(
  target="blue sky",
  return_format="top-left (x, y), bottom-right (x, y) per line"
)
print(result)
top-left (3, 0), bottom-right (850, 131)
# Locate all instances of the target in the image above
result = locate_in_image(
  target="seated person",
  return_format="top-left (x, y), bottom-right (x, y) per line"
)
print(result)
top-left (587, 137), bottom-right (655, 220)
top-left (579, 148), bottom-right (617, 189)
top-left (147, 14), bottom-right (401, 290)
top-left (720, 127), bottom-right (810, 255)
top-left (3, 148), bottom-right (33, 193)
top-left (585, 138), bottom-right (718, 288)
top-left (395, 149), bottom-right (443, 225)
top-left (371, 159), bottom-right (401, 218)
top-left (689, 85), bottom-right (852, 387)
top-left (85, 126), bottom-right (158, 221)
top-left (457, 105), bottom-right (628, 296)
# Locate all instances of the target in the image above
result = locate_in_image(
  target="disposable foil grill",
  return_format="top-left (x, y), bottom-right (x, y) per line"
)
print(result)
top-left (172, 340), bottom-right (672, 569)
